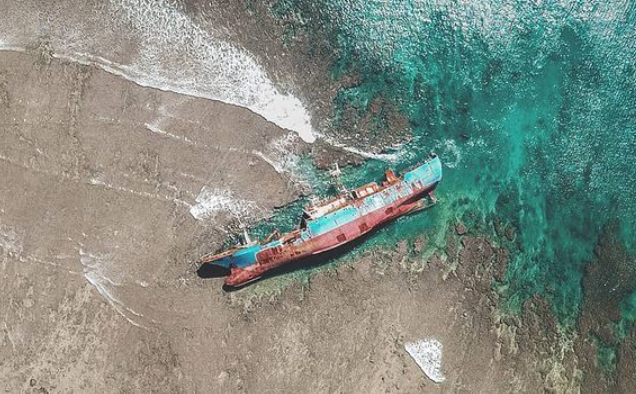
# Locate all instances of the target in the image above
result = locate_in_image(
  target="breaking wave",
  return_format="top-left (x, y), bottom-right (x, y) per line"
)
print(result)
top-left (0, 0), bottom-right (316, 143)
top-left (107, 0), bottom-right (315, 142)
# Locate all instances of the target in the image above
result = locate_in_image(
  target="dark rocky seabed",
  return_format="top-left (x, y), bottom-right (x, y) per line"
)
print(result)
top-left (232, 0), bottom-right (636, 387)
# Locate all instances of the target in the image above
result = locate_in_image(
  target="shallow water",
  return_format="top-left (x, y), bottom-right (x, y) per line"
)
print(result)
top-left (252, 0), bottom-right (636, 346)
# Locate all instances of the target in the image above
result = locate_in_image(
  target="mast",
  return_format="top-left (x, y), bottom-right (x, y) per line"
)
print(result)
top-left (242, 229), bottom-right (252, 245)
top-left (329, 163), bottom-right (348, 195)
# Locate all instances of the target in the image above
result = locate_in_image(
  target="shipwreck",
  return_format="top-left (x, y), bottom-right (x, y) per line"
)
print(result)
top-left (200, 154), bottom-right (442, 287)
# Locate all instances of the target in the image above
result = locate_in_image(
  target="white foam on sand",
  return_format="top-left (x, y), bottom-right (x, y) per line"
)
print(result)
top-left (0, 39), bottom-right (25, 53)
top-left (79, 249), bottom-right (146, 328)
top-left (107, 0), bottom-right (316, 143)
top-left (0, 222), bottom-right (23, 256)
top-left (190, 187), bottom-right (259, 221)
top-left (405, 339), bottom-right (446, 383)
top-left (253, 133), bottom-right (304, 179)
top-left (0, 2), bottom-right (316, 143)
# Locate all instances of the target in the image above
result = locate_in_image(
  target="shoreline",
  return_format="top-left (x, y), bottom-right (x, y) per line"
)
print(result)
top-left (1, 1), bottom-right (635, 391)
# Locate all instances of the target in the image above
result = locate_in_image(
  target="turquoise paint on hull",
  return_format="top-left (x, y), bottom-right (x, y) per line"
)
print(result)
top-left (309, 157), bottom-right (442, 236)
top-left (212, 245), bottom-right (262, 269)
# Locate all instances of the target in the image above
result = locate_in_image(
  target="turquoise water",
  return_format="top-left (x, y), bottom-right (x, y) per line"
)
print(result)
top-left (252, 0), bottom-right (636, 355)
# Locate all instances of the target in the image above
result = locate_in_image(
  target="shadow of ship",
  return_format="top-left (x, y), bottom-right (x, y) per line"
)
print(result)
top-left (197, 218), bottom-right (392, 292)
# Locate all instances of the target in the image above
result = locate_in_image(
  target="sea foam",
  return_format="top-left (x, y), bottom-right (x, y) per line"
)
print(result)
top-left (1, 1), bottom-right (315, 143)
top-left (190, 187), bottom-right (260, 221)
top-left (108, 0), bottom-right (316, 143)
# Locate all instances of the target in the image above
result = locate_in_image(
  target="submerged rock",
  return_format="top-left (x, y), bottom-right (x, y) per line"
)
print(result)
top-left (455, 222), bottom-right (468, 236)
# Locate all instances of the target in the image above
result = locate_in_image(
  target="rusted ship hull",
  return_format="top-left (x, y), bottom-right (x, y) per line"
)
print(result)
top-left (201, 155), bottom-right (442, 287)
top-left (225, 190), bottom-right (435, 286)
